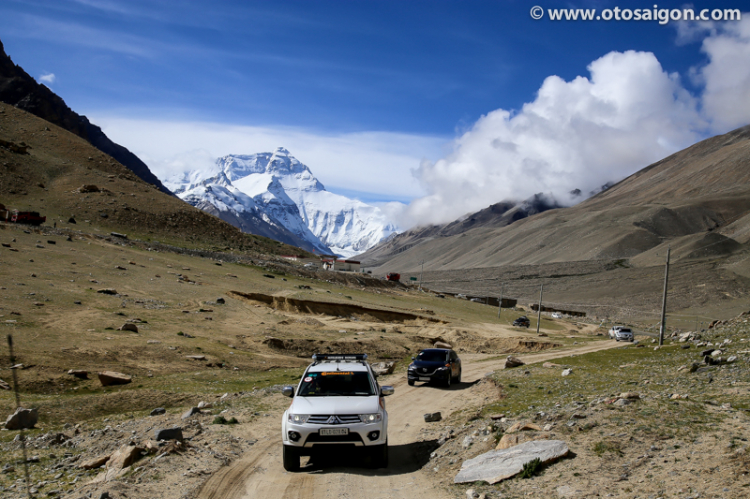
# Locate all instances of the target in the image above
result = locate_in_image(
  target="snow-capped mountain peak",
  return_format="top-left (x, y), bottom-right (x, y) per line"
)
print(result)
top-left (162, 148), bottom-right (399, 257)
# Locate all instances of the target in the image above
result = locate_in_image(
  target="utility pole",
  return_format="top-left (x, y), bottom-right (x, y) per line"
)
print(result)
top-left (8, 334), bottom-right (31, 499)
top-left (497, 283), bottom-right (504, 319)
top-left (536, 283), bottom-right (544, 336)
top-left (418, 260), bottom-right (424, 292)
top-left (658, 246), bottom-right (671, 346)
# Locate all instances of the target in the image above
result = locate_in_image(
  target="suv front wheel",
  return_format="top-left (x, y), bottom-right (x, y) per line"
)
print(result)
top-left (283, 445), bottom-right (300, 471)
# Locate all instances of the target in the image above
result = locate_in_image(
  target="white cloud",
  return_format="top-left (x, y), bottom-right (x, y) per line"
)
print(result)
top-left (394, 18), bottom-right (750, 227)
top-left (696, 18), bottom-right (750, 131)
top-left (92, 116), bottom-right (445, 202)
top-left (398, 50), bottom-right (705, 226)
top-left (38, 72), bottom-right (55, 85)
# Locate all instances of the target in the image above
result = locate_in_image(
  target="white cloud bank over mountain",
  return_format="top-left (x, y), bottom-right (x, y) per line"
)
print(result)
top-left (397, 18), bottom-right (750, 227)
top-left (98, 18), bottom-right (750, 232)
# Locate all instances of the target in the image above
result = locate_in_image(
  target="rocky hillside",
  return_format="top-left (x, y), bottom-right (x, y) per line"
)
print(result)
top-left (360, 125), bottom-right (750, 272)
top-left (0, 38), bottom-right (170, 195)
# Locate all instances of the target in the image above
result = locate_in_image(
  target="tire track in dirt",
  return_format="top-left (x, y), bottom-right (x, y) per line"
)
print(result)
top-left (197, 340), bottom-right (623, 499)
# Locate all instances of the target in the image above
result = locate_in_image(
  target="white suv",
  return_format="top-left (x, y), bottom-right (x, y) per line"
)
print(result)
top-left (609, 326), bottom-right (634, 342)
top-left (281, 354), bottom-right (394, 471)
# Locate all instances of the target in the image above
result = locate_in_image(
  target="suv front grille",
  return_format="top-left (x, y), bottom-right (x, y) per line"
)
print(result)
top-left (308, 415), bottom-right (362, 425)
top-left (305, 433), bottom-right (364, 444)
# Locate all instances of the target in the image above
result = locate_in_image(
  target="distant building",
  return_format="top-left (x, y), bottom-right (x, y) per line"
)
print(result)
top-left (320, 256), bottom-right (361, 272)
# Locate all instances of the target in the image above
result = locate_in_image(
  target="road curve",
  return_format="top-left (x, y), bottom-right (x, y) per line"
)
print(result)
top-left (197, 340), bottom-right (622, 499)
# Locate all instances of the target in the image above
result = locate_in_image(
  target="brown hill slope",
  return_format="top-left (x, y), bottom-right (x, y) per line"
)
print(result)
top-left (0, 38), bottom-right (170, 194)
top-left (0, 102), bottom-right (310, 258)
top-left (361, 125), bottom-right (750, 272)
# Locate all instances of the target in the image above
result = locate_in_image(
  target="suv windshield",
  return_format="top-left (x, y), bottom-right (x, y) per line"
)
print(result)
top-left (417, 350), bottom-right (448, 362)
top-left (298, 371), bottom-right (375, 397)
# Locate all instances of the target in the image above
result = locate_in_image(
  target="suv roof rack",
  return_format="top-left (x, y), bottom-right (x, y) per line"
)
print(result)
top-left (311, 353), bottom-right (368, 365)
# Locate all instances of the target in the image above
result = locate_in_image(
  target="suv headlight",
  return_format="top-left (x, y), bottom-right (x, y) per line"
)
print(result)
top-left (360, 413), bottom-right (382, 423)
top-left (288, 414), bottom-right (311, 424)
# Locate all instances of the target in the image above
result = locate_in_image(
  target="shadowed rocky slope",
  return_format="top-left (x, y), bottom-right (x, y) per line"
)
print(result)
top-left (0, 39), bottom-right (170, 195)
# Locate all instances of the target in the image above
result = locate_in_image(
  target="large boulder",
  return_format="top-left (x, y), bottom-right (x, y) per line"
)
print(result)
top-left (154, 427), bottom-right (183, 441)
top-left (506, 422), bottom-right (542, 433)
top-left (504, 356), bottom-right (525, 368)
top-left (98, 371), bottom-right (132, 386)
top-left (370, 362), bottom-right (395, 376)
top-left (455, 439), bottom-right (569, 484)
top-left (119, 323), bottom-right (138, 332)
top-left (181, 407), bottom-right (200, 419)
top-left (108, 444), bottom-right (143, 471)
top-left (67, 370), bottom-right (89, 379)
top-left (424, 412), bottom-right (442, 423)
top-left (434, 341), bottom-right (453, 349)
top-left (4, 407), bottom-right (38, 430)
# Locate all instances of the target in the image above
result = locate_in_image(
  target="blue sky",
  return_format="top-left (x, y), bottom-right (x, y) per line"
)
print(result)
top-left (1, 0), bottom-right (749, 226)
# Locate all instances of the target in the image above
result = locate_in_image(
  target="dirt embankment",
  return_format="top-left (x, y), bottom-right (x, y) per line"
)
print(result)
top-left (228, 291), bottom-right (446, 324)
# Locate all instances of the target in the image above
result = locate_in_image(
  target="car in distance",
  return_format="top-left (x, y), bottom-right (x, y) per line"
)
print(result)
top-left (609, 326), bottom-right (634, 342)
top-left (513, 316), bottom-right (530, 328)
top-left (407, 348), bottom-right (462, 387)
top-left (281, 354), bottom-right (394, 471)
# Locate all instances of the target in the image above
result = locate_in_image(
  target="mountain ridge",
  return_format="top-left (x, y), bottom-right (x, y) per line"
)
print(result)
top-left (359, 125), bottom-right (750, 272)
top-left (0, 38), bottom-right (171, 195)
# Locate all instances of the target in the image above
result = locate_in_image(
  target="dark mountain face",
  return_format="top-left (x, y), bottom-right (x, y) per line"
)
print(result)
top-left (0, 39), bottom-right (171, 195)
top-left (357, 193), bottom-right (562, 266)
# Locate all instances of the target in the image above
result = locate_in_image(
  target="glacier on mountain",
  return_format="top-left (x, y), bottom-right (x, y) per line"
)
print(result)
top-left (162, 148), bottom-right (399, 258)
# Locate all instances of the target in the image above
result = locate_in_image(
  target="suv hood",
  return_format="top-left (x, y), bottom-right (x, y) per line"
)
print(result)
top-left (292, 396), bottom-right (380, 415)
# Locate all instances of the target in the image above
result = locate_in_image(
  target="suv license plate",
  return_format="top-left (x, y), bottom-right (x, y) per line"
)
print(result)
top-left (320, 428), bottom-right (348, 436)
top-left (419, 377), bottom-right (430, 381)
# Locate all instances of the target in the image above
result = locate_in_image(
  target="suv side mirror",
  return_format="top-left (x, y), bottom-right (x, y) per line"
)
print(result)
top-left (281, 386), bottom-right (295, 398)
top-left (380, 385), bottom-right (394, 396)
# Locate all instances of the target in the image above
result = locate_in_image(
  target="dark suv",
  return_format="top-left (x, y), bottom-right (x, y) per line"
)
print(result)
top-left (513, 316), bottom-right (530, 328)
top-left (407, 348), bottom-right (462, 387)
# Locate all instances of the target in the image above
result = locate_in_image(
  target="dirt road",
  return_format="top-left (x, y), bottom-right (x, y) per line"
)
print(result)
top-left (197, 340), bottom-right (622, 499)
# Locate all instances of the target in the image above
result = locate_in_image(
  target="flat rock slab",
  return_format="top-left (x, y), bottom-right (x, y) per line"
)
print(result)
top-left (98, 371), bottom-right (132, 386)
top-left (455, 439), bottom-right (569, 484)
top-left (79, 454), bottom-right (111, 470)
